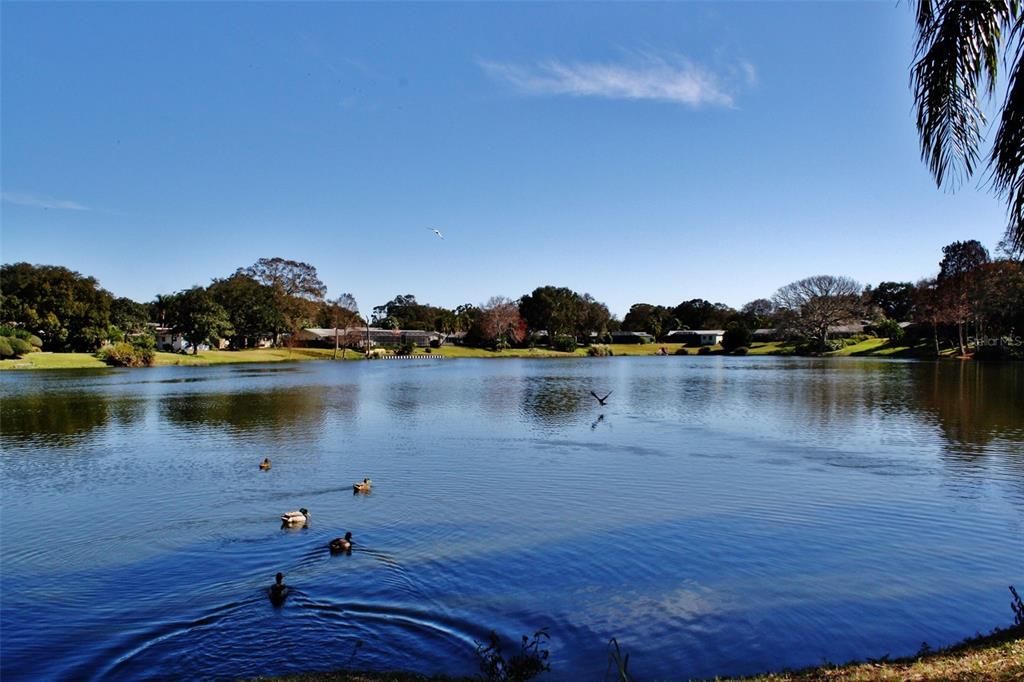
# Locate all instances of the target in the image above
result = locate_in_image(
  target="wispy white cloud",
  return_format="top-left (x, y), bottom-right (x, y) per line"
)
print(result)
top-left (2, 191), bottom-right (89, 211)
top-left (479, 52), bottom-right (750, 108)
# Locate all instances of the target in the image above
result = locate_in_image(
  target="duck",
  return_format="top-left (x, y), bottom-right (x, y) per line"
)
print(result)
top-left (353, 478), bottom-right (372, 493)
top-left (268, 572), bottom-right (289, 606)
top-left (259, 457), bottom-right (272, 470)
top-left (329, 531), bottom-right (353, 553)
top-left (281, 508), bottom-right (310, 525)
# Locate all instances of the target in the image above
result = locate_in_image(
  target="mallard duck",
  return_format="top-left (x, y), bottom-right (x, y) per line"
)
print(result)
top-left (281, 508), bottom-right (310, 525)
top-left (259, 458), bottom-right (272, 470)
top-left (268, 572), bottom-right (289, 606)
top-left (329, 531), bottom-right (353, 553)
top-left (353, 478), bottom-right (372, 493)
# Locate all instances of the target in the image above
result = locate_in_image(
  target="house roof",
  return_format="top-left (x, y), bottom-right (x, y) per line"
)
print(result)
top-left (827, 323), bottom-right (865, 334)
top-left (666, 329), bottom-right (725, 336)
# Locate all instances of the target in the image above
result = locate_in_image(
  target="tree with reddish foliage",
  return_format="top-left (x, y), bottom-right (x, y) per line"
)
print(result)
top-left (470, 296), bottom-right (527, 350)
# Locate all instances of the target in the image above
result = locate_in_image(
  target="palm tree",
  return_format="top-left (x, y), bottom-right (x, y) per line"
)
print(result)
top-left (912, 0), bottom-right (1024, 257)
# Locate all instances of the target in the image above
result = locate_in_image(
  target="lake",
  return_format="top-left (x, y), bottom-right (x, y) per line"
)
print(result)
top-left (1, 357), bottom-right (1022, 681)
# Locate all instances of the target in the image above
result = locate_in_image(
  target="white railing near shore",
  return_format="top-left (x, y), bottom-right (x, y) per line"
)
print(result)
top-left (379, 354), bottom-right (446, 360)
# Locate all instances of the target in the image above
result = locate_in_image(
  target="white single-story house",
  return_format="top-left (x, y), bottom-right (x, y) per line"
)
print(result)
top-left (152, 325), bottom-right (189, 352)
top-left (150, 325), bottom-right (225, 352)
top-left (665, 329), bottom-right (726, 346)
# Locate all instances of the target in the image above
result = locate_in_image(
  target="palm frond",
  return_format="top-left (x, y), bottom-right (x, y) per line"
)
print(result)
top-left (916, 0), bottom-right (937, 35)
top-left (912, 1), bottom-right (1011, 188)
top-left (992, 22), bottom-right (1024, 256)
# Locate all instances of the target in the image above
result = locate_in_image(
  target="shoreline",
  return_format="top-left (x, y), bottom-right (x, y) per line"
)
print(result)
top-left (0, 339), bottom-right (1005, 371)
top-left (250, 625), bottom-right (1023, 681)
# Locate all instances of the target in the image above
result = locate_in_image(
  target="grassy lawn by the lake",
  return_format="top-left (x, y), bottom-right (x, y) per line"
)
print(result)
top-left (747, 341), bottom-right (796, 355)
top-left (0, 347), bottom-right (365, 370)
top-left (827, 338), bottom-right (893, 356)
top-left (432, 345), bottom-right (576, 358)
top-left (433, 343), bottom-right (722, 358)
top-left (0, 338), bottom-right (966, 370)
top-left (0, 352), bottom-right (109, 370)
top-left (153, 347), bottom-right (364, 366)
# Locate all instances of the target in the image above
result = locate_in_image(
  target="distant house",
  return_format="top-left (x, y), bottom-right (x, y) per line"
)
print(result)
top-left (752, 328), bottom-right (782, 341)
top-left (299, 327), bottom-right (441, 348)
top-left (149, 325), bottom-right (225, 352)
top-left (151, 325), bottom-right (188, 352)
top-left (827, 322), bottom-right (866, 337)
top-left (664, 329), bottom-right (725, 346)
top-left (610, 331), bottom-right (655, 344)
top-left (444, 331), bottom-right (467, 346)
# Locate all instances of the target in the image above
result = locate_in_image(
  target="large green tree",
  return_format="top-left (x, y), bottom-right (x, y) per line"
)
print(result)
top-left (866, 282), bottom-right (917, 322)
top-left (208, 273), bottom-right (282, 348)
top-left (671, 299), bottom-right (736, 330)
top-left (110, 297), bottom-right (151, 336)
top-left (0, 263), bottom-right (113, 351)
top-left (371, 294), bottom-right (452, 331)
top-left (622, 303), bottom-right (673, 338)
top-left (165, 287), bottom-right (233, 354)
top-left (912, 0), bottom-right (1024, 256)
top-left (241, 257), bottom-right (326, 342)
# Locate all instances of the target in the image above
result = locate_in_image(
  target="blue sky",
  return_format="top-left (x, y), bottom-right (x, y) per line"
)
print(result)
top-left (1, 1), bottom-right (1011, 317)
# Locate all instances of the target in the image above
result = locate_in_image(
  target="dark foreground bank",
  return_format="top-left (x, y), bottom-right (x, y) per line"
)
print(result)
top-left (252, 625), bottom-right (1023, 682)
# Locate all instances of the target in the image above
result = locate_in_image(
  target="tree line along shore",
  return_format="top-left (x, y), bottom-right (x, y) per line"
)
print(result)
top-left (1, 237), bottom-right (1021, 369)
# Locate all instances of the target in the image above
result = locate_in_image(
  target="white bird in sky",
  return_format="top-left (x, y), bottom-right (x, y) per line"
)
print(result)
top-left (429, 228), bottom-right (444, 240)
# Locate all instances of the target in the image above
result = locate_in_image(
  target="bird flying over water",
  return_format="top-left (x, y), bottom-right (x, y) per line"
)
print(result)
top-left (429, 228), bottom-right (444, 239)
top-left (590, 391), bottom-right (612, 406)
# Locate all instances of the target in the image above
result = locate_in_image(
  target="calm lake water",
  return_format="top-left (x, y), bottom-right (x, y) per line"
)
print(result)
top-left (1, 357), bottom-right (1022, 681)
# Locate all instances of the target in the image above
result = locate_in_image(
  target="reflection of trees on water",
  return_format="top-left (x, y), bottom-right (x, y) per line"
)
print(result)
top-left (383, 380), bottom-right (425, 416)
top-left (160, 387), bottom-right (337, 438)
top-left (478, 375), bottom-right (525, 420)
top-left (911, 362), bottom-right (1023, 457)
top-left (0, 391), bottom-right (141, 447)
top-left (519, 376), bottom-right (589, 426)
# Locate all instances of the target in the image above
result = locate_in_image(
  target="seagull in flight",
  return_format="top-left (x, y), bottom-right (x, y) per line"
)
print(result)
top-left (590, 390), bottom-right (612, 406)
top-left (429, 228), bottom-right (444, 240)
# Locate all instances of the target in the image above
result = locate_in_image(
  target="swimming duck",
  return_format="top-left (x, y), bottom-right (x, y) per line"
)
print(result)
top-left (329, 531), bottom-right (353, 553)
top-left (259, 458), bottom-right (272, 470)
top-left (281, 508), bottom-right (310, 525)
top-left (353, 478), bottom-right (372, 493)
top-left (268, 572), bottom-right (289, 606)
